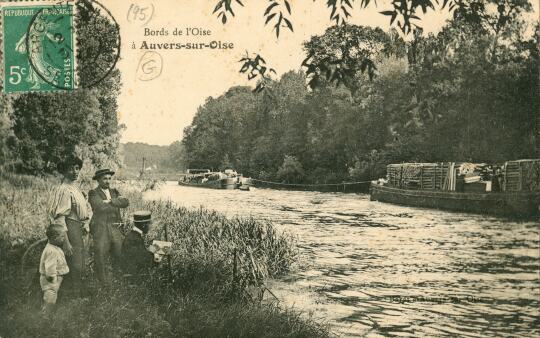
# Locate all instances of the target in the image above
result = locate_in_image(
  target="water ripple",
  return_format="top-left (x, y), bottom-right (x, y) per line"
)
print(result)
top-left (146, 183), bottom-right (540, 337)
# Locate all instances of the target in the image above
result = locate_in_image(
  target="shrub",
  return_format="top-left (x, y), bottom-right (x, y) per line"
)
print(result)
top-left (277, 155), bottom-right (305, 183)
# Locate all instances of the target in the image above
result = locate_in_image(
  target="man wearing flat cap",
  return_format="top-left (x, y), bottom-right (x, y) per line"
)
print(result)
top-left (121, 211), bottom-right (154, 277)
top-left (88, 169), bottom-right (129, 285)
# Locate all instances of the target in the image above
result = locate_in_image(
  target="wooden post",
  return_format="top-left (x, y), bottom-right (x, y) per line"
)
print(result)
top-left (433, 166), bottom-right (436, 190)
top-left (400, 166), bottom-right (403, 188)
top-left (439, 165), bottom-right (442, 190)
top-left (164, 222), bottom-right (173, 282)
top-left (503, 164), bottom-right (506, 191)
top-left (140, 156), bottom-right (146, 178)
top-left (420, 166), bottom-right (423, 190)
top-left (519, 162), bottom-right (523, 191)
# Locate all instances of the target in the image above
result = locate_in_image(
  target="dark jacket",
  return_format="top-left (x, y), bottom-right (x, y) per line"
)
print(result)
top-left (121, 230), bottom-right (154, 275)
top-left (88, 187), bottom-right (129, 234)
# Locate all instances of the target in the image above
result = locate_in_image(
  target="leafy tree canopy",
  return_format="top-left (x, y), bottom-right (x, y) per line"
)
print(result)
top-left (0, 1), bottom-right (123, 175)
top-left (182, 11), bottom-right (538, 183)
top-left (226, 0), bottom-right (535, 93)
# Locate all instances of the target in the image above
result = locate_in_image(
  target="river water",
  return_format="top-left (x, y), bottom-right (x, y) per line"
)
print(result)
top-left (145, 182), bottom-right (539, 337)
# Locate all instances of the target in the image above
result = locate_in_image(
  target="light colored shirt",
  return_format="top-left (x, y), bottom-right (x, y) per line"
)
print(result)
top-left (47, 182), bottom-right (89, 231)
top-left (101, 188), bottom-right (111, 201)
top-left (132, 226), bottom-right (143, 235)
top-left (39, 243), bottom-right (69, 277)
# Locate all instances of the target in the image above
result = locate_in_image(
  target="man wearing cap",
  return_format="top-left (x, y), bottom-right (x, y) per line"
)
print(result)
top-left (88, 169), bottom-right (129, 285)
top-left (121, 211), bottom-right (154, 277)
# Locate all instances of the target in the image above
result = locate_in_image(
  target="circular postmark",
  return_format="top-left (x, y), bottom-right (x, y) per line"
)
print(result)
top-left (24, 3), bottom-right (75, 90)
top-left (136, 51), bottom-right (163, 81)
top-left (25, 0), bottom-right (121, 90)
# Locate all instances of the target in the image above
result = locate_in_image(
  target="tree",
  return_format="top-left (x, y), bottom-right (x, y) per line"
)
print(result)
top-left (227, 0), bottom-right (534, 94)
top-left (277, 155), bottom-right (305, 183)
top-left (399, 19), bottom-right (538, 162)
top-left (0, 96), bottom-right (14, 168)
top-left (181, 8), bottom-right (537, 183)
top-left (1, 2), bottom-right (123, 174)
top-left (182, 86), bottom-right (261, 171)
top-left (303, 25), bottom-right (406, 92)
top-left (9, 91), bottom-right (100, 173)
top-left (167, 141), bottom-right (187, 171)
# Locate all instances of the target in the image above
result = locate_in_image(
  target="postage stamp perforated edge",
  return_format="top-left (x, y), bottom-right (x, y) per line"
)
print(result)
top-left (0, 0), bottom-right (78, 94)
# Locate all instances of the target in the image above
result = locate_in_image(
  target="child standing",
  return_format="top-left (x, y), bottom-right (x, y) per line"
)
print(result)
top-left (39, 227), bottom-right (70, 316)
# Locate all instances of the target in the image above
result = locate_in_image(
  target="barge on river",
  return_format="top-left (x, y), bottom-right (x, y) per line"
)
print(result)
top-left (370, 160), bottom-right (540, 219)
top-left (178, 169), bottom-right (252, 190)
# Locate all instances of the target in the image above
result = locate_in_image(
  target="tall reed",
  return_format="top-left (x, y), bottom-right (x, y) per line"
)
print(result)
top-left (0, 173), bottom-right (329, 338)
top-left (122, 189), bottom-right (298, 298)
top-left (1, 173), bottom-right (297, 295)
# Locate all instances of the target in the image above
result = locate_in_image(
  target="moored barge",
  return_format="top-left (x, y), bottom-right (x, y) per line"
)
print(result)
top-left (178, 169), bottom-right (252, 190)
top-left (370, 160), bottom-right (540, 219)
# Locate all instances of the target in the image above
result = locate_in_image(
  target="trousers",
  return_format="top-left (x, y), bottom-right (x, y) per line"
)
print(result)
top-left (40, 275), bottom-right (64, 304)
top-left (64, 218), bottom-right (85, 294)
top-left (93, 223), bottom-right (124, 284)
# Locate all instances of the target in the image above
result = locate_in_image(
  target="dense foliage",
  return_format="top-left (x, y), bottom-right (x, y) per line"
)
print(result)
top-left (183, 18), bottom-right (538, 183)
top-left (0, 2), bottom-right (122, 174)
top-left (228, 0), bottom-right (535, 91)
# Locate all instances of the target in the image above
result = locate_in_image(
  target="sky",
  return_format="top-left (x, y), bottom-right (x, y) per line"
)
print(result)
top-left (103, 0), bottom-right (539, 146)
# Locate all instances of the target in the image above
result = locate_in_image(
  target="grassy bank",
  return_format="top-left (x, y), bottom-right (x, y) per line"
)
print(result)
top-left (0, 172), bottom-right (330, 338)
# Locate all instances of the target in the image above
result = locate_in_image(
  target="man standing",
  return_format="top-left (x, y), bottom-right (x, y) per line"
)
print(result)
top-left (88, 169), bottom-right (129, 285)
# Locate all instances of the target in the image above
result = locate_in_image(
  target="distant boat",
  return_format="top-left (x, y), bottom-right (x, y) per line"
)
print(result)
top-left (178, 169), bottom-right (252, 190)
top-left (238, 184), bottom-right (251, 191)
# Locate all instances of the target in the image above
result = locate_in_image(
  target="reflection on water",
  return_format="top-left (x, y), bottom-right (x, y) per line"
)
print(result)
top-left (145, 182), bottom-right (540, 337)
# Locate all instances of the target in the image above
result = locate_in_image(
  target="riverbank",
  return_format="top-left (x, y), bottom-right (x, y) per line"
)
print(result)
top-left (0, 173), bottom-right (330, 338)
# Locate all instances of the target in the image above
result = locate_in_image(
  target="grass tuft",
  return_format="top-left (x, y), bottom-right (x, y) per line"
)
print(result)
top-left (0, 174), bottom-right (330, 338)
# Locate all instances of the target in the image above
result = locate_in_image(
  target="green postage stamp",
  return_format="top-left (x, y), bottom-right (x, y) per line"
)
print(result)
top-left (1, 2), bottom-right (76, 93)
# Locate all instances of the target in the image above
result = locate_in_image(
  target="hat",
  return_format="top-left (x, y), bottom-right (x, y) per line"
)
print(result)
top-left (133, 210), bottom-right (152, 223)
top-left (92, 168), bottom-right (115, 180)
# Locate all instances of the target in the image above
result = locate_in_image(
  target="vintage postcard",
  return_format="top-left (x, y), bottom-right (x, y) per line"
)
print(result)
top-left (0, 0), bottom-right (539, 337)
